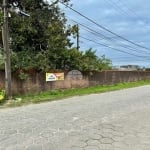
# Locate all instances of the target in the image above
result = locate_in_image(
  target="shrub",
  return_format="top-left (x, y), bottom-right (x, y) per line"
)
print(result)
top-left (0, 90), bottom-right (5, 102)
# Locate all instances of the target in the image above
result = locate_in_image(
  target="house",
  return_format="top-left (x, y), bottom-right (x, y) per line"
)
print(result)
top-left (119, 65), bottom-right (140, 71)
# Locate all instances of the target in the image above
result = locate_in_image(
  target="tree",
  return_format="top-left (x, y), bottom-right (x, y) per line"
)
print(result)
top-left (81, 49), bottom-right (112, 71)
top-left (63, 48), bottom-right (83, 70)
top-left (81, 49), bottom-right (98, 71)
top-left (9, 0), bottom-right (77, 71)
top-left (5, 0), bottom-right (112, 73)
top-left (98, 55), bottom-right (112, 70)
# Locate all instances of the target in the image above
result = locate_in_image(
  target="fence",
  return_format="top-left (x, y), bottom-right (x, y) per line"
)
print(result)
top-left (0, 70), bottom-right (150, 95)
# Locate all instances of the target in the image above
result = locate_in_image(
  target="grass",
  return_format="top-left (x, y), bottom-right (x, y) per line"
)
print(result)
top-left (1, 79), bottom-right (150, 108)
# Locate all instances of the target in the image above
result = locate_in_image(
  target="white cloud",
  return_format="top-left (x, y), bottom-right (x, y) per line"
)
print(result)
top-left (64, 0), bottom-right (150, 67)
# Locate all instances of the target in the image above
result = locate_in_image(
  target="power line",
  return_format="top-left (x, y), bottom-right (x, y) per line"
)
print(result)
top-left (116, 0), bottom-right (139, 18)
top-left (68, 18), bottom-right (150, 56)
top-left (80, 35), bottom-right (150, 58)
top-left (60, 1), bottom-right (150, 52)
top-left (70, 19), bottom-right (113, 41)
top-left (109, 56), bottom-right (150, 62)
top-left (103, 0), bottom-right (131, 17)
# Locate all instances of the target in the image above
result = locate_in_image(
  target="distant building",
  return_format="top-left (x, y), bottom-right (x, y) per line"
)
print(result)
top-left (120, 65), bottom-right (140, 71)
top-left (113, 65), bottom-right (143, 71)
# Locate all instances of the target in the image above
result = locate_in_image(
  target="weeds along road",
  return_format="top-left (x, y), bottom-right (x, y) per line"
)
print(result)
top-left (1, 85), bottom-right (150, 150)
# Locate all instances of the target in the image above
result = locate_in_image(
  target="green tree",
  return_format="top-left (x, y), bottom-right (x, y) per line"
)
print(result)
top-left (9, 0), bottom-right (77, 71)
top-left (80, 49), bottom-right (112, 71)
top-left (58, 48), bottom-right (112, 71)
top-left (98, 55), bottom-right (112, 70)
top-left (64, 48), bottom-right (83, 70)
top-left (81, 49), bottom-right (98, 71)
top-left (7, 0), bottom-right (112, 72)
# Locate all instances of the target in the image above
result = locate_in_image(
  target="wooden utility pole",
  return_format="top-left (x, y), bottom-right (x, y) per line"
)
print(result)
top-left (77, 24), bottom-right (80, 50)
top-left (2, 0), bottom-right (12, 100)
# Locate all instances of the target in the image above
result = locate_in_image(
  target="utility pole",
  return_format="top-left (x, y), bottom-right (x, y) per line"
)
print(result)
top-left (2, 0), bottom-right (12, 100)
top-left (77, 24), bottom-right (80, 50)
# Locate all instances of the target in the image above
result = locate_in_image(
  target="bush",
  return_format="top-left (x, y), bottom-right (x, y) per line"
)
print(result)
top-left (0, 90), bottom-right (5, 102)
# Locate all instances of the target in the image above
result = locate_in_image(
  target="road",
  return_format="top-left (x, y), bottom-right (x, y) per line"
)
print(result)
top-left (1, 85), bottom-right (150, 150)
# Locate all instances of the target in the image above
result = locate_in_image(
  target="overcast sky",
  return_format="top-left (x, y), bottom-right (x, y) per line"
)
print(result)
top-left (60, 0), bottom-right (150, 67)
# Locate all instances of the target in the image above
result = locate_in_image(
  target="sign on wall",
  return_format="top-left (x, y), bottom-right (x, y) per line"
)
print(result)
top-left (66, 70), bottom-right (83, 80)
top-left (46, 73), bottom-right (64, 81)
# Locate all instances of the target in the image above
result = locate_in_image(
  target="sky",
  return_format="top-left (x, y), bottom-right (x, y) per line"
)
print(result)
top-left (60, 0), bottom-right (150, 68)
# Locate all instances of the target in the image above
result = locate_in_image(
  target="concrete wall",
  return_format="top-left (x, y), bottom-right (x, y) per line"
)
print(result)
top-left (0, 70), bottom-right (150, 95)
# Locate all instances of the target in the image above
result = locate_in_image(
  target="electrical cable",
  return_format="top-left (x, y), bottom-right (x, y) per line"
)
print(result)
top-left (68, 18), bottom-right (150, 56)
top-left (60, 1), bottom-right (150, 52)
top-left (103, 0), bottom-right (131, 17)
top-left (80, 35), bottom-right (150, 59)
top-left (116, 0), bottom-right (139, 18)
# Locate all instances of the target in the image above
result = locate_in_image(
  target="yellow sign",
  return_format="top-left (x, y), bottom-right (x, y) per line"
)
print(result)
top-left (46, 73), bottom-right (64, 81)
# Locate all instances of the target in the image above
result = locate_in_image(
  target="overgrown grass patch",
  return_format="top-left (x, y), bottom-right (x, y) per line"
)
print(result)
top-left (1, 80), bottom-right (150, 108)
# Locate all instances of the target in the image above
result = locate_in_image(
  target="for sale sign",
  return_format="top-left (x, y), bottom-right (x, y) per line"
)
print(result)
top-left (46, 73), bottom-right (64, 81)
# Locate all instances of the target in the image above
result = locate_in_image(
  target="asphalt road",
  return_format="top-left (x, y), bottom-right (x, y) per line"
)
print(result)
top-left (1, 85), bottom-right (150, 150)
